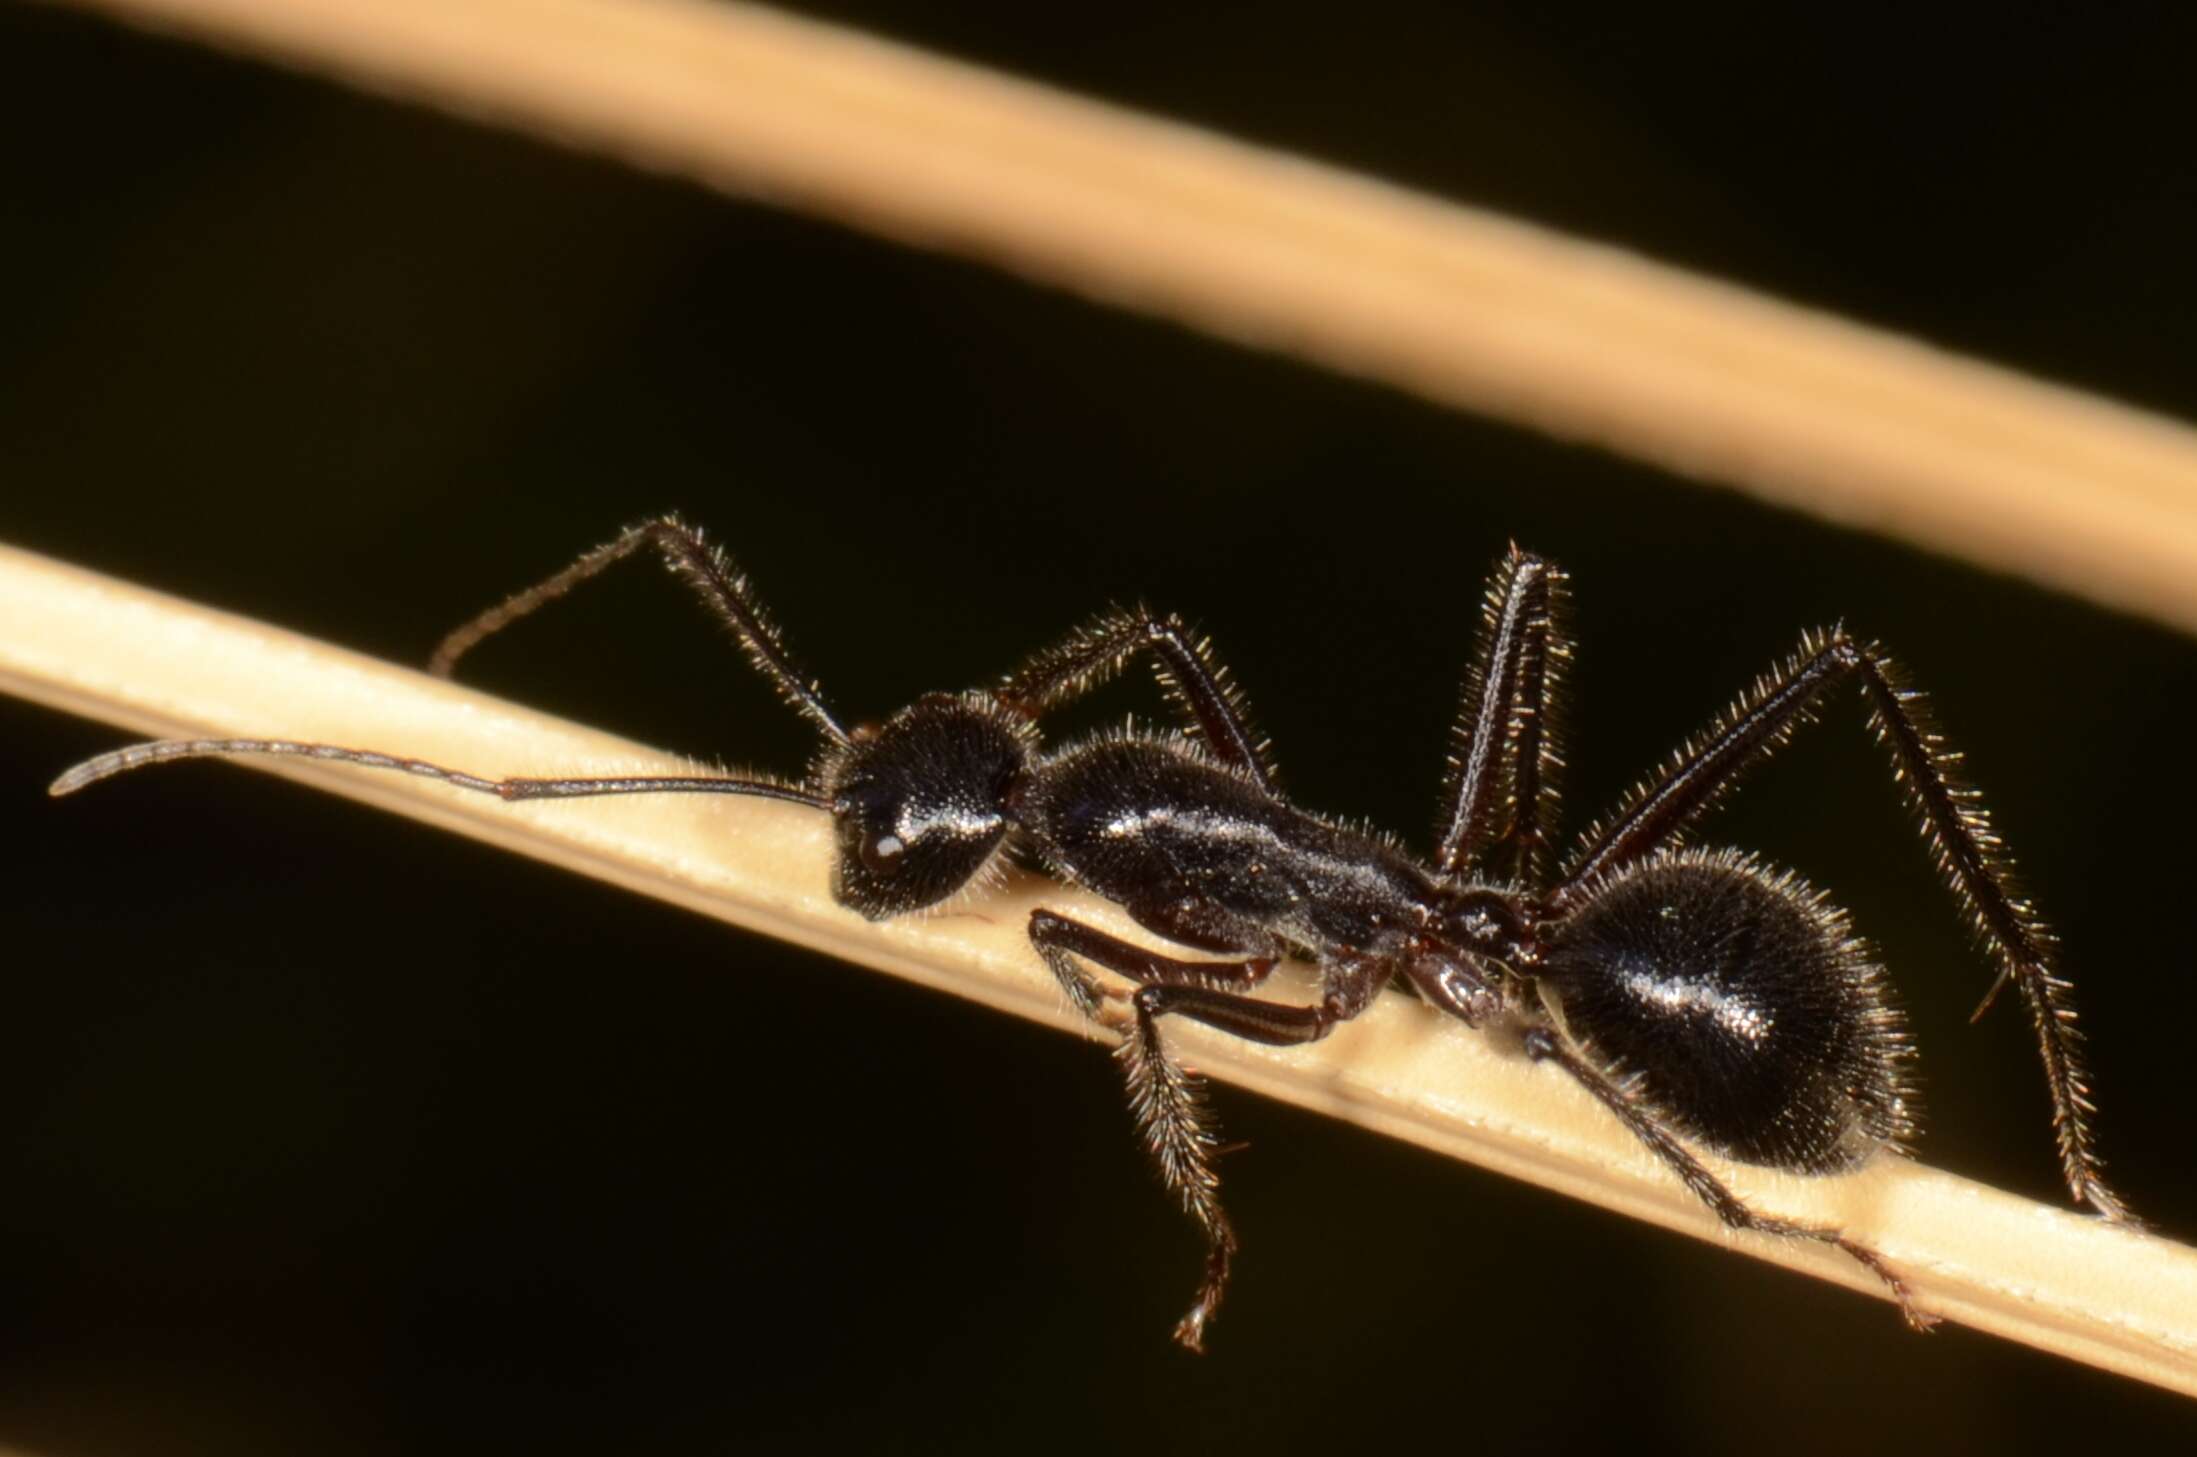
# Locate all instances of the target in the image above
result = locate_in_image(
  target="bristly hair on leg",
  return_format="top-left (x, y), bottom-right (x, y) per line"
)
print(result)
top-left (1548, 624), bottom-right (2130, 1223)
top-left (428, 514), bottom-right (850, 746)
top-left (1557, 626), bottom-right (1844, 891)
top-left (1847, 641), bottom-right (2128, 1223)
top-left (995, 604), bottom-right (1278, 792)
top-left (1115, 999), bottom-right (1236, 1352)
top-left (1433, 546), bottom-right (1575, 886)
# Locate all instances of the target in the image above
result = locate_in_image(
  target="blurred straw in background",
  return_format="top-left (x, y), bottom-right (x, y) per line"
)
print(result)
top-left (48, 0), bottom-right (2197, 633)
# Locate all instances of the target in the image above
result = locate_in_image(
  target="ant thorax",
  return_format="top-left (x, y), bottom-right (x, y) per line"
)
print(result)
top-left (1016, 731), bottom-right (1439, 968)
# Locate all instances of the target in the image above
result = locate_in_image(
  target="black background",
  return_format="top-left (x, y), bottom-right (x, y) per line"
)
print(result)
top-left (5, 2), bottom-right (2197, 1452)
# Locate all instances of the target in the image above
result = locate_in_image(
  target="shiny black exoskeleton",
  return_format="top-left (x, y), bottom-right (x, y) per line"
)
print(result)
top-left (1537, 848), bottom-right (1909, 1173)
top-left (53, 518), bottom-right (2131, 1349)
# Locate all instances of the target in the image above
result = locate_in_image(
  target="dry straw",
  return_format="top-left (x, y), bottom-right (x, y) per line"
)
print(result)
top-left (10, 545), bottom-right (2197, 1393)
top-left (54, 0), bottom-right (2197, 636)
top-left (22, 0), bottom-right (2197, 1396)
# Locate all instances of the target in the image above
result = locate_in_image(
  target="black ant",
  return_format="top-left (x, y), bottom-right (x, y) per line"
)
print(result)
top-left (51, 517), bottom-right (2131, 1349)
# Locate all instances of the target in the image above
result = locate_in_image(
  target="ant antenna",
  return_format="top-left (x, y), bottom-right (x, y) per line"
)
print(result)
top-left (49, 737), bottom-right (831, 809)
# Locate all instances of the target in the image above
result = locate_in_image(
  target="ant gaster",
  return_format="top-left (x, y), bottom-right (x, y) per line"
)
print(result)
top-left (52, 517), bottom-right (2132, 1349)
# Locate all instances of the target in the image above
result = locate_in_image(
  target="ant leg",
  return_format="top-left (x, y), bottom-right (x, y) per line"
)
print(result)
top-left (1119, 988), bottom-right (1236, 1355)
top-left (49, 737), bottom-right (826, 808)
top-left (1028, 909), bottom-right (1280, 1018)
top-left (1033, 911), bottom-right (1388, 1352)
top-left (1126, 973), bottom-right (1380, 1043)
top-left (1552, 630), bottom-right (2127, 1221)
top-left (1028, 910), bottom-right (1289, 1351)
top-left (1032, 904), bottom-right (1382, 1050)
top-left (1556, 630), bottom-right (1854, 891)
top-left (1522, 1028), bottom-right (1937, 1331)
top-left (1434, 548), bottom-right (1572, 885)
top-left (1116, 964), bottom-right (1386, 1353)
top-left (429, 515), bottom-right (848, 745)
top-left (997, 607), bottom-right (1276, 791)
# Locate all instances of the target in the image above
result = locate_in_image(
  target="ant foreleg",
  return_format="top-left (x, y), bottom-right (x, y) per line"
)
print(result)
top-left (1520, 1027), bottom-right (1937, 1331)
top-left (997, 608), bottom-right (1277, 791)
top-left (428, 515), bottom-right (849, 744)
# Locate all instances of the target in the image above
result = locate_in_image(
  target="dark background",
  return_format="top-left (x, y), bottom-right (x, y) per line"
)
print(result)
top-left (5, 2), bottom-right (2197, 1452)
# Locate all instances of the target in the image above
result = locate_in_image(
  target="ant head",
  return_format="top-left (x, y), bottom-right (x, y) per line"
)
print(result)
top-left (824, 693), bottom-right (1035, 920)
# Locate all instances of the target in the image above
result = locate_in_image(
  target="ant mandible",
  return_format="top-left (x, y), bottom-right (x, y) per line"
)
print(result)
top-left (52, 516), bottom-right (2131, 1349)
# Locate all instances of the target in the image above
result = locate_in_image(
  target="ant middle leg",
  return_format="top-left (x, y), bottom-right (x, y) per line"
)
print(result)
top-left (1434, 547), bottom-right (1572, 885)
top-left (1028, 908), bottom-right (1281, 1019)
top-left (1107, 952), bottom-right (1387, 1349)
top-left (1029, 908), bottom-right (1282, 1351)
top-left (1521, 1027), bottom-right (1936, 1330)
top-left (1030, 900), bottom-right (1381, 1067)
top-left (1028, 910), bottom-right (1387, 1351)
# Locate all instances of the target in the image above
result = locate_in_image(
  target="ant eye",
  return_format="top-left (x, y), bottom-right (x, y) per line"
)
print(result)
top-left (861, 831), bottom-right (907, 875)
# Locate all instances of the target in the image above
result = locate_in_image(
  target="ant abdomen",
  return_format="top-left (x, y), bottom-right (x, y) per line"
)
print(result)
top-left (1537, 847), bottom-right (1918, 1173)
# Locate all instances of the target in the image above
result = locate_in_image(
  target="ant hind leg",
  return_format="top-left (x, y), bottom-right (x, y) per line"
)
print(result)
top-left (1550, 630), bottom-right (2125, 1222)
top-left (1521, 1027), bottom-right (1937, 1330)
